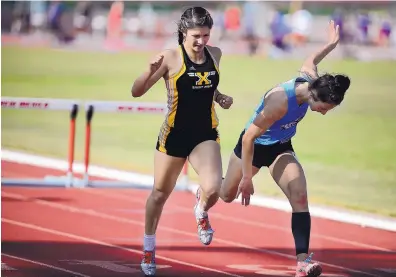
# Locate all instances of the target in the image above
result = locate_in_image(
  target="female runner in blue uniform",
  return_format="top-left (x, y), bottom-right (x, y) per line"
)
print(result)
top-left (218, 20), bottom-right (350, 277)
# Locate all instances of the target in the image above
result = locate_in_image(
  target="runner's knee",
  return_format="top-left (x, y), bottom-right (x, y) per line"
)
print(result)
top-left (220, 180), bottom-right (237, 203)
top-left (290, 190), bottom-right (309, 212)
top-left (149, 187), bottom-right (172, 206)
top-left (200, 176), bottom-right (221, 200)
top-left (220, 191), bottom-right (235, 203)
top-left (201, 185), bottom-right (220, 200)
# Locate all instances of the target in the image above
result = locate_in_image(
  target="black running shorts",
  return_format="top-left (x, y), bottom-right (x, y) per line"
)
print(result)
top-left (156, 128), bottom-right (220, 158)
top-left (233, 130), bottom-right (294, 168)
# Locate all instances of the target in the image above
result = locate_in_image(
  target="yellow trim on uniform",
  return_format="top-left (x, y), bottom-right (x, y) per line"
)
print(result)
top-left (158, 46), bottom-right (186, 153)
top-left (206, 46), bottom-right (220, 75)
top-left (206, 46), bottom-right (220, 130)
top-left (168, 46), bottom-right (186, 127)
top-left (210, 101), bottom-right (219, 129)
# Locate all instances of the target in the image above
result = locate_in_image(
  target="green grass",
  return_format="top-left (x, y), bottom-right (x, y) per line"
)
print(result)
top-left (2, 46), bottom-right (396, 217)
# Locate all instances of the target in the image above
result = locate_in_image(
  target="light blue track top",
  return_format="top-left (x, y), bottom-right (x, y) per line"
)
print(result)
top-left (245, 77), bottom-right (310, 145)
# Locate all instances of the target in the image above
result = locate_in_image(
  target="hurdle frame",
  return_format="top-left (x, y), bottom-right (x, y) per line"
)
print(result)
top-left (1, 97), bottom-right (190, 191)
top-left (1, 97), bottom-right (81, 187)
top-left (80, 100), bottom-right (190, 191)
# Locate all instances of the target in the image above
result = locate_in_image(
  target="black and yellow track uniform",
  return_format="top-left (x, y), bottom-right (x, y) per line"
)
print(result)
top-left (156, 44), bottom-right (220, 158)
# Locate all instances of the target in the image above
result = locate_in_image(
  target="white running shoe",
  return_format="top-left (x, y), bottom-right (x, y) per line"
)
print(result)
top-left (295, 253), bottom-right (322, 277)
top-left (194, 187), bottom-right (214, 245)
top-left (140, 250), bottom-right (156, 276)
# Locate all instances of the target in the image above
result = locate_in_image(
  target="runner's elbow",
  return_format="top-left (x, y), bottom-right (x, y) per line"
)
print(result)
top-left (131, 90), bottom-right (140, 98)
top-left (242, 131), bottom-right (255, 144)
top-left (131, 86), bottom-right (144, 98)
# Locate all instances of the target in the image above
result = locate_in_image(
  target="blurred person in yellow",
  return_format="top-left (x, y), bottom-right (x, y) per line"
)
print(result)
top-left (131, 6), bottom-right (233, 276)
top-left (220, 21), bottom-right (351, 277)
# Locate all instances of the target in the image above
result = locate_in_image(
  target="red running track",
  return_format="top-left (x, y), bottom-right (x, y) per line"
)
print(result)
top-left (2, 161), bottom-right (396, 277)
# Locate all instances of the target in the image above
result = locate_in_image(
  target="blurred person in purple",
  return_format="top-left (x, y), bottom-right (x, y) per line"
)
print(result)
top-left (331, 9), bottom-right (345, 43)
top-left (357, 11), bottom-right (371, 45)
top-left (47, 0), bottom-right (74, 44)
top-left (377, 17), bottom-right (392, 47)
top-left (270, 11), bottom-right (291, 52)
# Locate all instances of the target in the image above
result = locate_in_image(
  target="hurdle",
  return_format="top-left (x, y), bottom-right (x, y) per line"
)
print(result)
top-left (1, 97), bottom-right (80, 187)
top-left (80, 100), bottom-right (189, 191)
top-left (1, 97), bottom-right (190, 191)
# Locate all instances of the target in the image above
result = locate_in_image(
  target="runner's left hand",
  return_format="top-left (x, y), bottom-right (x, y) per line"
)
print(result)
top-left (217, 94), bottom-right (233, 109)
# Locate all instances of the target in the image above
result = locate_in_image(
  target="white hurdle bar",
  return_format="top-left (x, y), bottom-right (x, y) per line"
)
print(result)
top-left (1, 97), bottom-right (190, 190)
top-left (1, 97), bottom-right (80, 111)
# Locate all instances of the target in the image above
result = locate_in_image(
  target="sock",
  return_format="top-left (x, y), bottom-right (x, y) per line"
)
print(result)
top-left (291, 212), bottom-right (311, 256)
top-left (195, 201), bottom-right (207, 218)
top-left (143, 234), bottom-right (156, 251)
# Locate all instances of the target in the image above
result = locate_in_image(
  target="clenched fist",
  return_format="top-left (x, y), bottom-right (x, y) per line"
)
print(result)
top-left (149, 55), bottom-right (164, 75)
top-left (216, 94), bottom-right (233, 109)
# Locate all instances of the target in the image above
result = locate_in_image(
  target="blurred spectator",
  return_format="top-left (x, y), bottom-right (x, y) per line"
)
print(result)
top-left (210, 7), bottom-right (225, 44)
top-left (30, 0), bottom-right (46, 32)
top-left (242, 1), bottom-right (260, 55)
top-left (377, 16), bottom-right (392, 47)
top-left (11, 1), bottom-right (31, 34)
top-left (289, 9), bottom-right (313, 47)
top-left (357, 11), bottom-right (371, 45)
top-left (74, 1), bottom-right (94, 35)
top-left (332, 9), bottom-right (346, 43)
top-left (137, 2), bottom-right (156, 37)
top-left (270, 11), bottom-right (291, 52)
top-left (48, 1), bottom-right (75, 44)
top-left (105, 1), bottom-right (124, 50)
top-left (224, 4), bottom-right (241, 40)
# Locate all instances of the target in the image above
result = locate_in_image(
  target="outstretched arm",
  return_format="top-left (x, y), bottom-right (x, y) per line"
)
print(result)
top-left (236, 89), bottom-right (287, 206)
top-left (300, 20), bottom-right (340, 78)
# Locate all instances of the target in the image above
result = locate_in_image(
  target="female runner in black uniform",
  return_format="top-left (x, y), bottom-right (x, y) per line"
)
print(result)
top-left (131, 6), bottom-right (233, 276)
